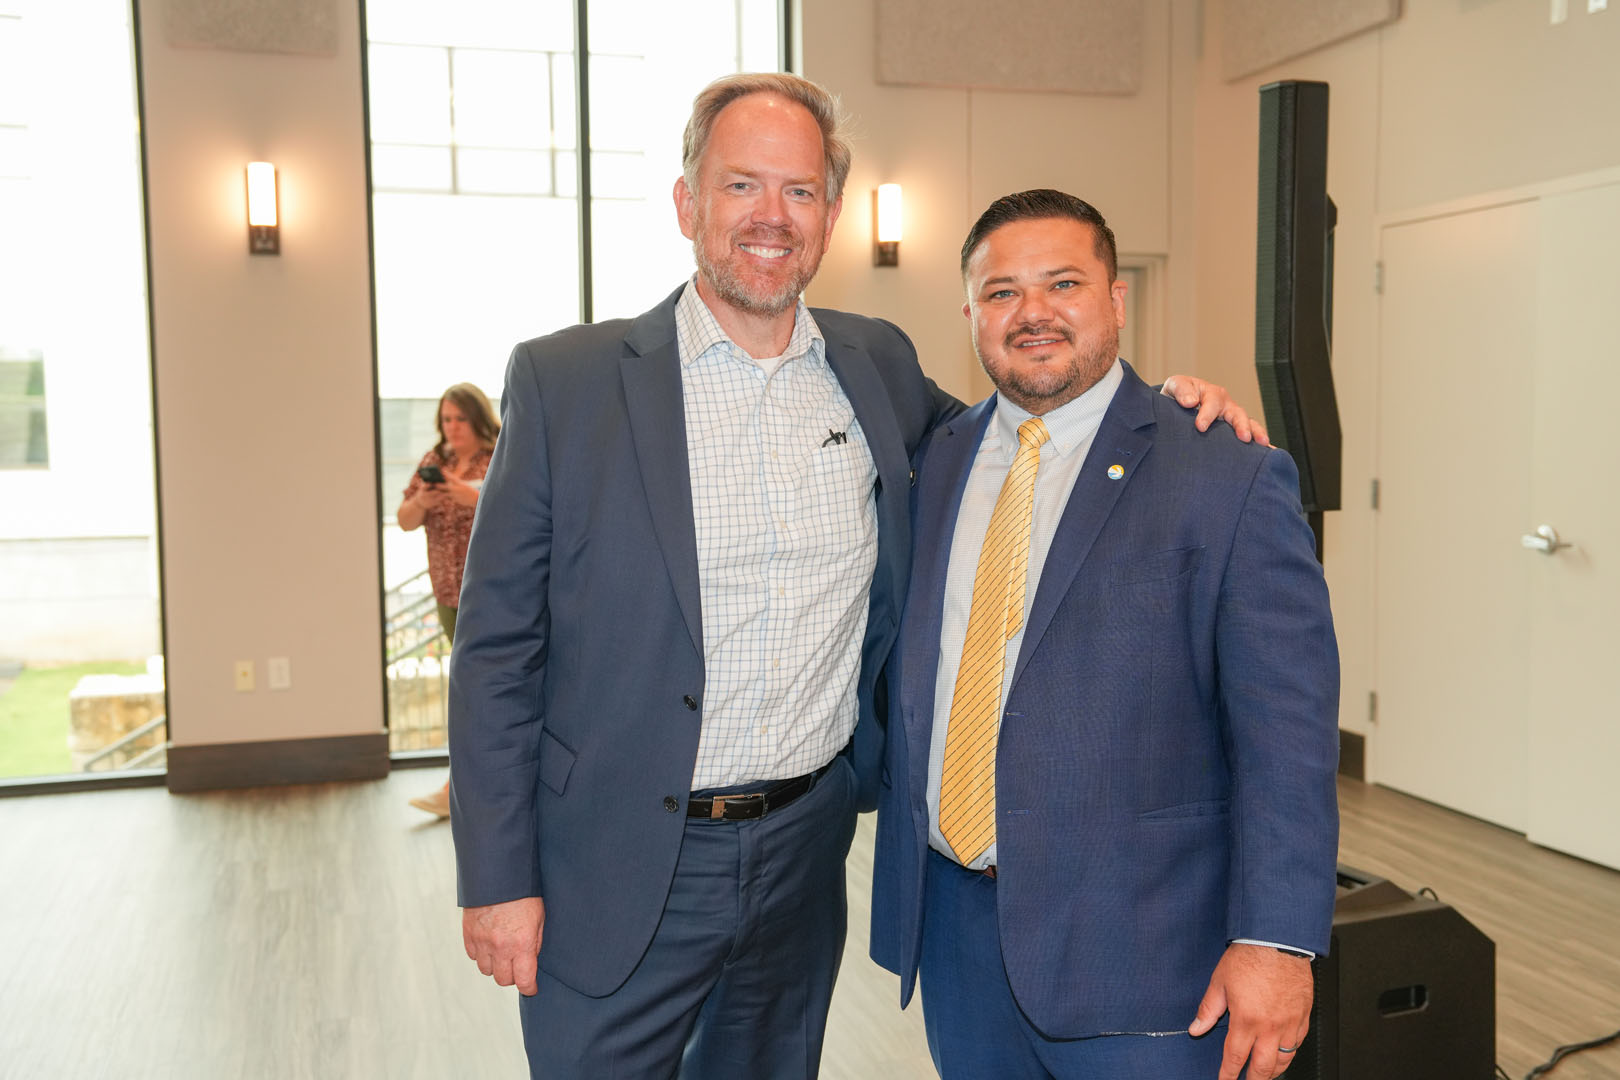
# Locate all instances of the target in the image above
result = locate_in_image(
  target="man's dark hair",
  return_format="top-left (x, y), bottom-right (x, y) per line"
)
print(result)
top-left (960, 189), bottom-right (1118, 282)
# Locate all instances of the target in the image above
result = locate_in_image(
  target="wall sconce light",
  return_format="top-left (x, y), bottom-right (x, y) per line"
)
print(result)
top-left (874, 183), bottom-right (902, 267)
top-left (246, 161), bottom-right (280, 255)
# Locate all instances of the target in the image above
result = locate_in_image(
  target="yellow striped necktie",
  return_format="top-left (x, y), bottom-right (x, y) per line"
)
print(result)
top-left (938, 416), bottom-right (1051, 866)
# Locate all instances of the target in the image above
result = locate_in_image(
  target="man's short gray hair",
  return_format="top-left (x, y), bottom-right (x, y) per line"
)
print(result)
top-left (682, 73), bottom-right (853, 205)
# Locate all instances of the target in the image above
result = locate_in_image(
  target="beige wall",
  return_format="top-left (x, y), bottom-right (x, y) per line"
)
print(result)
top-left (1377, 0), bottom-right (1620, 216)
top-left (802, 0), bottom-right (1199, 405)
top-left (129, 0), bottom-right (1620, 765)
top-left (140, 1), bottom-right (383, 748)
top-left (1188, 0), bottom-right (1620, 742)
top-left (1188, 11), bottom-right (1383, 739)
top-left (803, 0), bottom-right (1620, 752)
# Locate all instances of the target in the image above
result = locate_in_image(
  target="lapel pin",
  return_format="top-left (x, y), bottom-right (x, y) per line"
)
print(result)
top-left (1107, 464), bottom-right (1125, 480)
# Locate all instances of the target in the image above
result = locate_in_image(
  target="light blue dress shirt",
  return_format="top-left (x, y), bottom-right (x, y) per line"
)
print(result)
top-left (927, 360), bottom-right (1125, 869)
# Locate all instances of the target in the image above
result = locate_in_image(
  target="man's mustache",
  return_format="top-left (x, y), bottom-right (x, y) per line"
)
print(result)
top-left (1005, 323), bottom-right (1075, 348)
top-left (736, 225), bottom-right (800, 247)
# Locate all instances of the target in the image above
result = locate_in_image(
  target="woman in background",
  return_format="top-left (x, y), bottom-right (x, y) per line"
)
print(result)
top-left (399, 382), bottom-right (499, 818)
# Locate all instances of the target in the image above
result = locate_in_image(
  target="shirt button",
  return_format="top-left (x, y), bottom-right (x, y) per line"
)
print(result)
top-left (773, 658), bottom-right (781, 669)
top-left (683, 695), bottom-right (698, 710)
top-left (664, 796), bottom-right (680, 813)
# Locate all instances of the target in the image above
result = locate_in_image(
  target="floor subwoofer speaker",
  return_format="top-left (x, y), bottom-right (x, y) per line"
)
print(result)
top-left (1290, 864), bottom-right (1495, 1080)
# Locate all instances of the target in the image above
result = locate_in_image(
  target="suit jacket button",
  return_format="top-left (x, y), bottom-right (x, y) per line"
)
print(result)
top-left (663, 796), bottom-right (680, 813)
top-left (683, 695), bottom-right (698, 710)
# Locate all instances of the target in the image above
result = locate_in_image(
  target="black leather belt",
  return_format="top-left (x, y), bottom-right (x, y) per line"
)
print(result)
top-left (687, 762), bottom-right (832, 821)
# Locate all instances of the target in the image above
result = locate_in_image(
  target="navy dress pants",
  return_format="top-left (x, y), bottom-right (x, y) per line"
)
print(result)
top-left (919, 850), bottom-right (1228, 1079)
top-left (518, 756), bottom-right (859, 1079)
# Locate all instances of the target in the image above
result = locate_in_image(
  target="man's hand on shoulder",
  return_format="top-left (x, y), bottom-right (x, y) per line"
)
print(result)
top-left (1188, 942), bottom-right (1312, 1080)
top-left (463, 896), bottom-right (546, 996)
top-left (1161, 375), bottom-right (1272, 446)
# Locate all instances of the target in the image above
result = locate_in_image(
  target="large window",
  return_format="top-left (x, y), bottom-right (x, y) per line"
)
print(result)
top-left (0, 351), bottom-right (47, 468)
top-left (0, 0), bottom-right (164, 782)
top-left (366, 0), bottom-right (784, 752)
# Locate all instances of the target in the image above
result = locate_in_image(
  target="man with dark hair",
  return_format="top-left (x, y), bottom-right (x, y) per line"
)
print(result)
top-left (871, 189), bottom-right (1339, 1080)
top-left (450, 72), bottom-right (1257, 1075)
top-left (957, 187), bottom-right (1120, 280)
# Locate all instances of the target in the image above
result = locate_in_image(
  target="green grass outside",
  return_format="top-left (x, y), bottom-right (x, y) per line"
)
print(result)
top-left (0, 661), bottom-right (147, 779)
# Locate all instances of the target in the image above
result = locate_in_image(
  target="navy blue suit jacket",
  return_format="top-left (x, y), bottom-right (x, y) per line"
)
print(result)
top-left (870, 363), bottom-right (1339, 1038)
top-left (448, 285), bottom-right (958, 997)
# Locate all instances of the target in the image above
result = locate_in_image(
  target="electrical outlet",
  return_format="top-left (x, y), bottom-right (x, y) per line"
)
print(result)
top-left (1590, 0), bottom-right (1608, 13)
top-left (1551, 0), bottom-right (1569, 22)
top-left (268, 656), bottom-right (291, 691)
top-left (234, 660), bottom-right (255, 692)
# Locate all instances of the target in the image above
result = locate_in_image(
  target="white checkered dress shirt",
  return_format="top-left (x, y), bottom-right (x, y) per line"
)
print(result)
top-left (675, 280), bottom-right (878, 789)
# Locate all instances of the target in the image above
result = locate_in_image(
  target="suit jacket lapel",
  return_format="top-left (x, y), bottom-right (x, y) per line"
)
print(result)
top-left (621, 289), bottom-right (703, 658)
top-left (823, 330), bottom-right (911, 614)
top-left (1010, 366), bottom-right (1157, 688)
top-left (902, 400), bottom-right (995, 749)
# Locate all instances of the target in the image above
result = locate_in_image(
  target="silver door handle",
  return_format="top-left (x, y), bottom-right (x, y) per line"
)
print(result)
top-left (1521, 524), bottom-right (1572, 554)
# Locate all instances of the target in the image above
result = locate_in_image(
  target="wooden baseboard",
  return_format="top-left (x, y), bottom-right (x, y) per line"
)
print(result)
top-left (167, 732), bottom-right (389, 793)
top-left (1339, 728), bottom-right (1366, 781)
top-left (0, 770), bottom-right (166, 799)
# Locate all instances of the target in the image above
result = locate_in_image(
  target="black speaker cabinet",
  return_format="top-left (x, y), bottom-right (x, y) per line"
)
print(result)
top-left (1255, 79), bottom-right (1342, 521)
top-left (1291, 865), bottom-right (1496, 1080)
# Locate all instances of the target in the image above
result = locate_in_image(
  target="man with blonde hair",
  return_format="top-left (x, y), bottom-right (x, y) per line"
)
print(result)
top-left (449, 75), bottom-right (1253, 1078)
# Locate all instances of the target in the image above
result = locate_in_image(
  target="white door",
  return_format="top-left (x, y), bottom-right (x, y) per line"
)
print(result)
top-left (1373, 201), bottom-right (1538, 832)
top-left (1525, 183), bottom-right (1620, 868)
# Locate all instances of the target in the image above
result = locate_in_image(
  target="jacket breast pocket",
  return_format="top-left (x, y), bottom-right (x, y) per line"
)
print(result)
top-left (1102, 546), bottom-right (1203, 630)
top-left (1110, 545), bottom-right (1204, 585)
top-left (537, 728), bottom-right (577, 796)
top-left (1138, 797), bottom-right (1230, 822)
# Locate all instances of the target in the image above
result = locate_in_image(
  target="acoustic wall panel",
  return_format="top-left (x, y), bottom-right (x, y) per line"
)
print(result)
top-left (1222, 0), bottom-right (1399, 82)
top-left (165, 0), bottom-right (337, 57)
top-left (876, 0), bottom-right (1142, 95)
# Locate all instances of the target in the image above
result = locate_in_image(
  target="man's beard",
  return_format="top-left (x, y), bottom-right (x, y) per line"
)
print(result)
top-left (981, 321), bottom-right (1119, 413)
top-left (691, 215), bottom-right (817, 319)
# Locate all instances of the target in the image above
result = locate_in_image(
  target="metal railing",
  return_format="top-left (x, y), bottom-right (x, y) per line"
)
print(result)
top-left (51, 571), bottom-right (450, 775)
top-left (80, 713), bottom-right (167, 773)
top-left (384, 569), bottom-right (450, 753)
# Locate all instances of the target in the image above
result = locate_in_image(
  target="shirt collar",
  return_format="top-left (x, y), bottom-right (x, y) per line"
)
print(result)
top-left (674, 276), bottom-right (824, 370)
top-left (989, 358), bottom-right (1124, 459)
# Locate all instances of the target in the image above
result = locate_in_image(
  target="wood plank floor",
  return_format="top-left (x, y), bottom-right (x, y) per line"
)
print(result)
top-left (0, 773), bottom-right (1616, 1079)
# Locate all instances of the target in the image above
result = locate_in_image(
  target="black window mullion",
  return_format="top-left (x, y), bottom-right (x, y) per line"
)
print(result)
top-left (573, 0), bottom-right (592, 323)
top-left (779, 0), bottom-right (794, 73)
